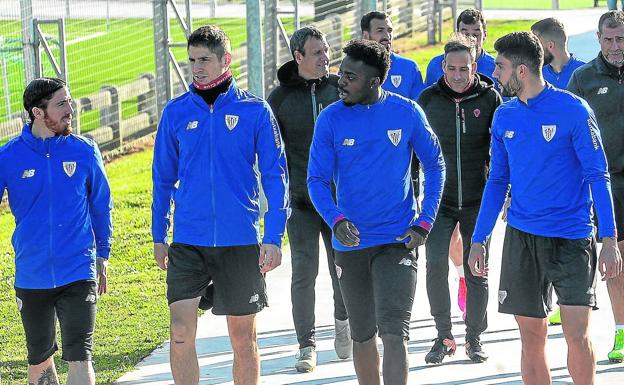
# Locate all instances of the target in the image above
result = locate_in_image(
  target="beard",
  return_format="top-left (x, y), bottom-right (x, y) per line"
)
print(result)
top-left (43, 111), bottom-right (72, 136)
top-left (605, 51), bottom-right (624, 68)
top-left (543, 51), bottom-right (554, 65)
top-left (500, 72), bottom-right (523, 97)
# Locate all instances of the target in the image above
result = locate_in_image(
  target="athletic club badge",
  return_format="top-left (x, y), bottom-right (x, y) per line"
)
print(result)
top-left (387, 129), bottom-right (402, 146)
top-left (473, 108), bottom-right (481, 118)
top-left (63, 161), bottom-right (76, 177)
top-left (391, 75), bottom-right (402, 88)
top-left (542, 125), bottom-right (556, 142)
top-left (225, 114), bottom-right (239, 130)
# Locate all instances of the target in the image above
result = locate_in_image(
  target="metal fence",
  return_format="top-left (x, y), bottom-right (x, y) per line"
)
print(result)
top-left (1, 0), bottom-right (476, 153)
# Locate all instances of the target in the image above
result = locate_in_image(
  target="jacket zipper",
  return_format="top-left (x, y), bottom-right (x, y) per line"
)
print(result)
top-left (210, 104), bottom-right (217, 246)
top-left (455, 101), bottom-right (463, 210)
top-left (311, 82), bottom-right (318, 124)
top-left (46, 141), bottom-right (56, 287)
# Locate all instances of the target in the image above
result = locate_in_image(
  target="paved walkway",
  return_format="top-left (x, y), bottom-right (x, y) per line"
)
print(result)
top-left (115, 8), bottom-right (623, 385)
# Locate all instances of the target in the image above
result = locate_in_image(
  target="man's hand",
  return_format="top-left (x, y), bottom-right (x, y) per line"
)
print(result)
top-left (259, 244), bottom-right (282, 273)
top-left (96, 257), bottom-right (108, 295)
top-left (334, 219), bottom-right (360, 247)
top-left (468, 242), bottom-right (488, 277)
top-left (154, 242), bottom-right (169, 270)
top-left (598, 237), bottom-right (623, 281)
top-left (396, 226), bottom-right (427, 249)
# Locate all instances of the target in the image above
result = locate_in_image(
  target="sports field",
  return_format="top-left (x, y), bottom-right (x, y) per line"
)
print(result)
top-left (0, 17), bottom-right (537, 385)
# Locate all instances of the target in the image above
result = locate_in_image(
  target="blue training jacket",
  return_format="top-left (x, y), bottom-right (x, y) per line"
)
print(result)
top-left (307, 91), bottom-right (446, 251)
top-left (543, 55), bottom-right (586, 89)
top-left (425, 50), bottom-right (497, 89)
top-left (152, 81), bottom-right (289, 247)
top-left (472, 84), bottom-right (616, 244)
top-left (0, 125), bottom-right (113, 289)
top-left (382, 52), bottom-right (425, 100)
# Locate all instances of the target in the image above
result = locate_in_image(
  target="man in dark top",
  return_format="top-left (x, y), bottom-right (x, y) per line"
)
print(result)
top-left (418, 34), bottom-right (501, 365)
top-left (567, 10), bottom-right (624, 363)
top-left (267, 26), bottom-right (350, 373)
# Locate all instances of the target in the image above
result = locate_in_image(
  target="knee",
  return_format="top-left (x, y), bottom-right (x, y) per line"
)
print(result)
top-left (229, 327), bottom-right (257, 353)
top-left (380, 334), bottom-right (407, 351)
top-left (170, 319), bottom-right (194, 343)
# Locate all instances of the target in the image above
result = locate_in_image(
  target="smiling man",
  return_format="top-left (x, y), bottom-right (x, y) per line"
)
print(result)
top-left (417, 34), bottom-right (501, 365)
top-left (151, 25), bottom-right (289, 385)
top-left (308, 39), bottom-right (445, 385)
top-left (567, 10), bottom-right (624, 363)
top-left (0, 77), bottom-right (113, 385)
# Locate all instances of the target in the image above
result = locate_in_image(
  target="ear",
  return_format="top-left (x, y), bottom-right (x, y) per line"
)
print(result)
top-left (294, 50), bottom-right (304, 65)
top-left (471, 61), bottom-right (477, 73)
top-left (222, 52), bottom-right (232, 67)
top-left (362, 30), bottom-right (370, 40)
top-left (596, 31), bottom-right (601, 42)
top-left (371, 76), bottom-right (381, 88)
top-left (548, 41), bottom-right (555, 51)
top-left (517, 64), bottom-right (529, 79)
top-left (32, 106), bottom-right (44, 121)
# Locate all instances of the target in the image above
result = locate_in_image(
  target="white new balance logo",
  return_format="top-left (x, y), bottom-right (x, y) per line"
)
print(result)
top-left (597, 87), bottom-right (608, 95)
top-left (398, 258), bottom-right (412, 267)
top-left (186, 120), bottom-right (198, 130)
top-left (342, 138), bottom-right (355, 146)
top-left (85, 294), bottom-right (96, 303)
top-left (21, 169), bottom-right (35, 178)
top-left (249, 293), bottom-right (259, 303)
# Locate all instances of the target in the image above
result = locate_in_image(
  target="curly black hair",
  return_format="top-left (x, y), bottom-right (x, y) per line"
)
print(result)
top-left (343, 39), bottom-right (390, 83)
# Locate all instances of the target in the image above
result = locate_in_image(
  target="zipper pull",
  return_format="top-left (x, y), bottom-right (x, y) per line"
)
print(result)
top-left (46, 153), bottom-right (50, 158)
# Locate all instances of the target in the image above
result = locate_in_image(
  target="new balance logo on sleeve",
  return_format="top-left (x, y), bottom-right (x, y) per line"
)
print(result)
top-left (504, 131), bottom-right (515, 139)
top-left (342, 138), bottom-right (355, 146)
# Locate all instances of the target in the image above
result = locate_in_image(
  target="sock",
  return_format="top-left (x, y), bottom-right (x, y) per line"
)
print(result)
top-left (456, 265), bottom-right (465, 278)
top-left (616, 325), bottom-right (624, 333)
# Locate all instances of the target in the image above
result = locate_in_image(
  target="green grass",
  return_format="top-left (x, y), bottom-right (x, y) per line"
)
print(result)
top-left (483, 0), bottom-right (595, 8)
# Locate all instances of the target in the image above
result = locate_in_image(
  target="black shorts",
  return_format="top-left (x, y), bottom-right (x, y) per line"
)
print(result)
top-left (498, 226), bottom-right (597, 318)
top-left (166, 243), bottom-right (268, 316)
top-left (15, 280), bottom-right (97, 365)
top-left (334, 243), bottom-right (417, 342)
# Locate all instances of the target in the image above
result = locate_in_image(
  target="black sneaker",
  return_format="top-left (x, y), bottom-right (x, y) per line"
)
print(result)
top-left (465, 337), bottom-right (488, 363)
top-left (424, 337), bottom-right (456, 364)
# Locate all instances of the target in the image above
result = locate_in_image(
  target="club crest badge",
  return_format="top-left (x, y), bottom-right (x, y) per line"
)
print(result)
top-left (473, 108), bottom-right (481, 118)
top-left (542, 125), bottom-right (556, 142)
top-left (63, 161), bottom-right (76, 177)
top-left (225, 114), bottom-right (239, 130)
top-left (498, 290), bottom-right (507, 304)
top-left (387, 129), bottom-right (402, 146)
top-left (391, 75), bottom-right (402, 88)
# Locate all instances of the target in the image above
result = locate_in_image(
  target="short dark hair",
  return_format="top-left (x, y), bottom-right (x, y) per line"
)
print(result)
top-left (343, 39), bottom-right (391, 83)
top-left (456, 8), bottom-right (487, 33)
top-left (444, 33), bottom-right (477, 62)
top-left (290, 25), bottom-right (325, 59)
top-left (598, 10), bottom-right (624, 34)
top-left (187, 25), bottom-right (231, 59)
top-left (23, 77), bottom-right (66, 122)
top-left (531, 18), bottom-right (567, 46)
top-left (494, 32), bottom-right (543, 76)
top-left (360, 11), bottom-right (389, 33)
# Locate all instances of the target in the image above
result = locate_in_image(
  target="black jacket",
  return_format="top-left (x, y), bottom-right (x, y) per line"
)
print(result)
top-left (568, 53), bottom-right (624, 189)
top-left (267, 60), bottom-right (340, 209)
top-left (417, 74), bottom-right (502, 208)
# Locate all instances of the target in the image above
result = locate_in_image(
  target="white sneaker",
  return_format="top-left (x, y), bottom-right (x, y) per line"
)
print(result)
top-left (334, 318), bottom-right (353, 359)
top-left (295, 346), bottom-right (316, 372)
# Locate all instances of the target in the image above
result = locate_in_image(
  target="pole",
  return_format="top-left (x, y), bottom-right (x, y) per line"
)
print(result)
top-left (246, 0), bottom-right (264, 98)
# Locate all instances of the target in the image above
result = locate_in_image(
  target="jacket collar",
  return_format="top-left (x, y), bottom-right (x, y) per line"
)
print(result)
top-left (20, 123), bottom-right (66, 155)
top-left (189, 78), bottom-right (241, 110)
top-left (277, 60), bottom-right (329, 88)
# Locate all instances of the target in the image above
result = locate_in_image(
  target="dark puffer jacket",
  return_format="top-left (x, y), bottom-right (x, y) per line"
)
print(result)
top-left (417, 74), bottom-right (502, 208)
top-left (267, 60), bottom-right (339, 209)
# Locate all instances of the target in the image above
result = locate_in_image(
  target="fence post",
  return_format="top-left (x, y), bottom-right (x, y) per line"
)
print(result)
top-left (246, 0), bottom-right (264, 98)
top-left (20, 0), bottom-right (37, 85)
top-left (138, 73), bottom-right (157, 130)
top-left (264, 0), bottom-right (278, 92)
top-left (427, 0), bottom-right (436, 44)
top-left (100, 86), bottom-right (121, 147)
top-left (551, 0), bottom-right (560, 9)
top-left (153, 0), bottom-right (171, 120)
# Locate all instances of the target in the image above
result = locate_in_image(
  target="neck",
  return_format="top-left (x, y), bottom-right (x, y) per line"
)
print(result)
top-left (475, 47), bottom-right (483, 59)
top-left (550, 51), bottom-right (571, 73)
top-left (298, 67), bottom-right (322, 81)
top-left (518, 77), bottom-right (546, 104)
top-left (362, 88), bottom-right (382, 105)
top-left (31, 121), bottom-right (55, 139)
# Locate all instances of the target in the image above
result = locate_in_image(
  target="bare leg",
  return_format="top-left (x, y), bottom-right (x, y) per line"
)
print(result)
top-left (449, 224), bottom-right (463, 268)
top-left (606, 241), bottom-right (624, 325)
top-left (560, 305), bottom-right (595, 385)
top-left (227, 314), bottom-right (260, 385)
top-left (170, 297), bottom-right (200, 385)
top-left (515, 315), bottom-right (551, 385)
top-left (28, 356), bottom-right (59, 385)
top-left (353, 335), bottom-right (381, 385)
top-left (380, 334), bottom-right (408, 385)
top-left (66, 360), bottom-right (95, 385)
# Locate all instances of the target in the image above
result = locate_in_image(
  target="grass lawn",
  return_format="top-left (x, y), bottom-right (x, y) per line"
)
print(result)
top-left (483, 0), bottom-right (595, 8)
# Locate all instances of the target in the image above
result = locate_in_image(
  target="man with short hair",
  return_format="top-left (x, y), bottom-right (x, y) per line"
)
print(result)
top-left (531, 17), bottom-right (586, 89)
top-left (567, 10), bottom-right (624, 363)
top-left (469, 31), bottom-right (621, 384)
top-left (267, 25), bottom-right (350, 373)
top-left (152, 25), bottom-right (289, 385)
top-left (308, 39), bottom-right (445, 385)
top-left (418, 34), bottom-right (501, 365)
top-left (0, 77), bottom-right (113, 385)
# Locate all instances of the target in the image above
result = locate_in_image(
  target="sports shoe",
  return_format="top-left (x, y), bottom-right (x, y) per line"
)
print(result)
top-left (548, 307), bottom-right (562, 325)
top-left (608, 329), bottom-right (624, 363)
top-left (424, 337), bottom-right (456, 364)
top-left (458, 277), bottom-right (467, 318)
top-left (465, 336), bottom-right (488, 363)
top-left (334, 318), bottom-right (353, 359)
top-left (295, 346), bottom-right (316, 372)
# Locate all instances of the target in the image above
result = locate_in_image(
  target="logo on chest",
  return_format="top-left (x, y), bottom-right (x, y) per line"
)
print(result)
top-left (186, 120), bottom-right (199, 130)
top-left (390, 75), bottom-right (402, 88)
top-left (542, 125), bottom-right (557, 142)
top-left (63, 161), bottom-right (77, 177)
top-left (21, 169), bottom-right (36, 179)
top-left (387, 129), bottom-right (402, 146)
top-left (225, 114), bottom-right (239, 130)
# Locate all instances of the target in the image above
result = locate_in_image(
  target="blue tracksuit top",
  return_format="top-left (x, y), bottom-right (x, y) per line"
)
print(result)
top-left (472, 84), bottom-right (616, 244)
top-left (152, 82), bottom-right (289, 247)
top-left (307, 91), bottom-right (446, 251)
top-left (543, 55), bottom-right (586, 89)
top-left (0, 125), bottom-right (113, 289)
top-left (382, 52), bottom-right (424, 100)
top-left (425, 50), bottom-right (497, 88)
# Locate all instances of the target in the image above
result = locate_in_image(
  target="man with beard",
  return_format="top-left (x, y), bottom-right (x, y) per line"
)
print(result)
top-left (531, 18), bottom-right (586, 89)
top-left (469, 32), bottom-right (621, 385)
top-left (0, 77), bottom-right (113, 385)
top-left (267, 26), bottom-right (350, 373)
top-left (418, 34), bottom-right (501, 365)
top-left (308, 39), bottom-right (445, 385)
top-left (152, 26), bottom-right (289, 385)
top-left (567, 10), bottom-right (624, 363)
